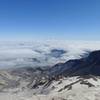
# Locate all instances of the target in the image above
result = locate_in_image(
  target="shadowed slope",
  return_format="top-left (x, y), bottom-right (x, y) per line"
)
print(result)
top-left (50, 50), bottom-right (100, 77)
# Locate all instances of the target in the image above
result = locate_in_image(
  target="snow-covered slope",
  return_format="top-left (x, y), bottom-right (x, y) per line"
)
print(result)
top-left (0, 76), bottom-right (100, 100)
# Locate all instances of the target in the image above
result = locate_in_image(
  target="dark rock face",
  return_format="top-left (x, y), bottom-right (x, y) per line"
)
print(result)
top-left (49, 50), bottom-right (100, 77)
top-left (86, 50), bottom-right (100, 64)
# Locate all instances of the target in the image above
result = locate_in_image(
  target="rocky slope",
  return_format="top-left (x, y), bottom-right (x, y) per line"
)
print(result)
top-left (1, 50), bottom-right (100, 100)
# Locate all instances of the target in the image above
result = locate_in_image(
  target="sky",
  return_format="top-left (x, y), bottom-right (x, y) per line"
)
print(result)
top-left (0, 0), bottom-right (99, 41)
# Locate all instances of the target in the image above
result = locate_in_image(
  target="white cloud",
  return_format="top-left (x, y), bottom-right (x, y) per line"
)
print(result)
top-left (0, 40), bottom-right (100, 69)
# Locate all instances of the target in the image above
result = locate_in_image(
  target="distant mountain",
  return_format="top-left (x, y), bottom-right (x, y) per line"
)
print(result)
top-left (49, 50), bottom-right (100, 77)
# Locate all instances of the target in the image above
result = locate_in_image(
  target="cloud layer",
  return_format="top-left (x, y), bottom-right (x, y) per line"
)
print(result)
top-left (0, 41), bottom-right (100, 69)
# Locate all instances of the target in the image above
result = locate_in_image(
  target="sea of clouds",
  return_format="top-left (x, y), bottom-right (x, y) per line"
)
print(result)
top-left (0, 40), bottom-right (100, 69)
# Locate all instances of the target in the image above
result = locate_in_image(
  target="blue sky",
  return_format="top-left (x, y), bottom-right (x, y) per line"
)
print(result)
top-left (0, 0), bottom-right (99, 41)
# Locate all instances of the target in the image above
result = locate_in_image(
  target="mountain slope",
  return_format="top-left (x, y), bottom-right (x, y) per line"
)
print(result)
top-left (1, 50), bottom-right (100, 100)
top-left (49, 50), bottom-right (100, 77)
